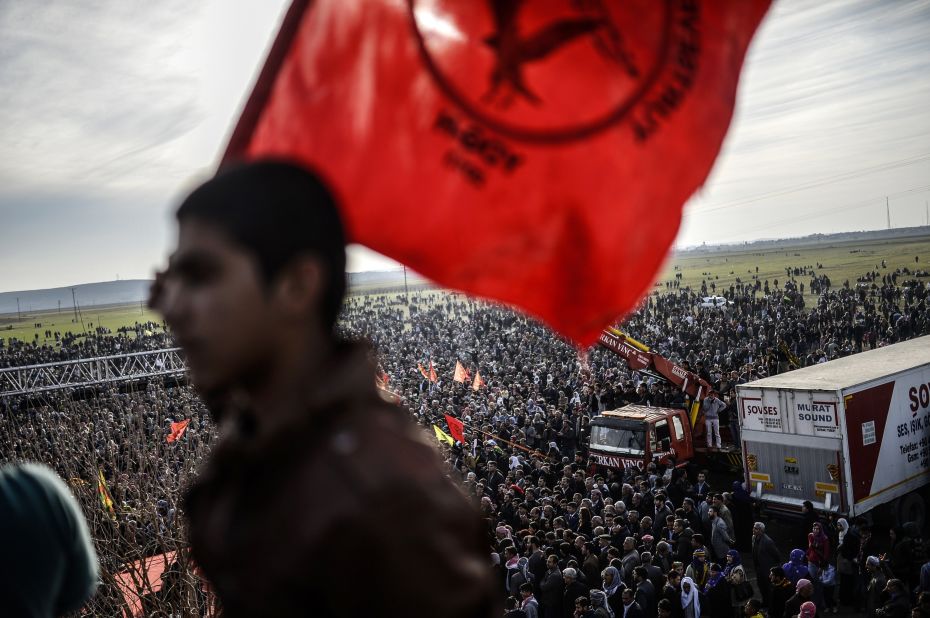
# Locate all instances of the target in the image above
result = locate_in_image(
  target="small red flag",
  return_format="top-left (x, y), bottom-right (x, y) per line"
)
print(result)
top-left (472, 371), bottom-right (486, 391)
top-left (417, 363), bottom-right (430, 381)
top-left (428, 361), bottom-right (438, 384)
top-left (453, 360), bottom-right (468, 383)
top-left (166, 419), bottom-right (190, 444)
top-left (444, 414), bottom-right (465, 443)
top-left (224, 0), bottom-right (770, 346)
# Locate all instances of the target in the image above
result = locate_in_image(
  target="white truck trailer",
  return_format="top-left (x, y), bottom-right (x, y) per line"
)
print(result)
top-left (736, 335), bottom-right (930, 526)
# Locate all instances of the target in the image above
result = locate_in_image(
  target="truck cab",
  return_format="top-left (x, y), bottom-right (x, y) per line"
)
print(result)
top-left (588, 405), bottom-right (694, 473)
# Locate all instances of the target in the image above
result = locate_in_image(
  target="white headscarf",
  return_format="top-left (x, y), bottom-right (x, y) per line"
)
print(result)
top-left (681, 576), bottom-right (701, 617)
top-left (837, 518), bottom-right (849, 545)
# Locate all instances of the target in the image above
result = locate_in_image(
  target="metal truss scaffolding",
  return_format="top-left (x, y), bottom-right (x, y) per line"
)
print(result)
top-left (0, 348), bottom-right (186, 398)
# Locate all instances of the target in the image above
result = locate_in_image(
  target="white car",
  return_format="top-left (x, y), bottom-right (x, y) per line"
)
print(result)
top-left (698, 296), bottom-right (732, 309)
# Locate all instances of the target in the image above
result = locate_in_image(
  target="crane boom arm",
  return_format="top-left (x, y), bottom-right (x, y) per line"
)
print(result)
top-left (598, 328), bottom-right (714, 429)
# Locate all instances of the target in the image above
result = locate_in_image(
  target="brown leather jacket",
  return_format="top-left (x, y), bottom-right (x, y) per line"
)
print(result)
top-left (185, 343), bottom-right (496, 617)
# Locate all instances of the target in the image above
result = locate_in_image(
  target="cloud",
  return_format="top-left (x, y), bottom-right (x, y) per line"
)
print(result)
top-left (0, 0), bottom-right (927, 292)
top-left (681, 0), bottom-right (930, 243)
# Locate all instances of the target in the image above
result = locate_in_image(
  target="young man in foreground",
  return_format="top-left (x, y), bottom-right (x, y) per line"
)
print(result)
top-left (151, 160), bottom-right (495, 616)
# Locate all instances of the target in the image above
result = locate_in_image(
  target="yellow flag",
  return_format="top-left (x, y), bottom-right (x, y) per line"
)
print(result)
top-left (97, 469), bottom-right (116, 519)
top-left (433, 424), bottom-right (454, 446)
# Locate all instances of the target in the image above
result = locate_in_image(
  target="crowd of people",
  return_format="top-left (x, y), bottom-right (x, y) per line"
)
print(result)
top-left (339, 265), bottom-right (928, 617)
top-left (0, 260), bottom-right (928, 616)
top-left (0, 381), bottom-right (216, 615)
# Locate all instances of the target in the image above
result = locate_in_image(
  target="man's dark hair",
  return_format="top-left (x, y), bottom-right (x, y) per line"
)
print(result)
top-left (519, 582), bottom-right (534, 594)
top-left (769, 566), bottom-right (785, 578)
top-left (177, 160), bottom-right (347, 329)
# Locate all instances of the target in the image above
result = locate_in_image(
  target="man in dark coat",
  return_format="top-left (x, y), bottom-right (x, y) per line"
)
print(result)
top-left (582, 542), bottom-right (602, 590)
top-left (633, 567), bottom-right (656, 618)
top-left (529, 537), bottom-right (548, 596)
top-left (640, 551), bottom-right (667, 593)
top-left (661, 571), bottom-right (684, 618)
top-left (621, 588), bottom-right (646, 618)
top-left (768, 567), bottom-right (793, 618)
top-left (153, 162), bottom-right (496, 617)
top-left (540, 554), bottom-right (565, 618)
top-left (752, 521), bottom-right (782, 607)
top-left (876, 579), bottom-right (910, 618)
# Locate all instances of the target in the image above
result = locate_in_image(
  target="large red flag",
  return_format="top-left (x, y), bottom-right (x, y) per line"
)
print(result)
top-left (166, 419), bottom-right (190, 444)
top-left (444, 414), bottom-right (465, 443)
top-left (224, 0), bottom-right (770, 346)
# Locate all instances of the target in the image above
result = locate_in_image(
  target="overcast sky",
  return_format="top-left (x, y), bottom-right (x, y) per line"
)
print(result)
top-left (1, 0), bottom-right (928, 293)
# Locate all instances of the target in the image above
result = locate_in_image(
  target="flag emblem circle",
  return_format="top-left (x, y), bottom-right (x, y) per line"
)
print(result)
top-left (408, 0), bottom-right (674, 144)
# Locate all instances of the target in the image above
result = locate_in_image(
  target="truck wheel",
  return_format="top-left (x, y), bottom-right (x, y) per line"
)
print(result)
top-left (898, 492), bottom-right (925, 529)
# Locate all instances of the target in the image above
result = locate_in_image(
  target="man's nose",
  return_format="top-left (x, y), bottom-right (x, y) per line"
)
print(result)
top-left (152, 277), bottom-right (185, 331)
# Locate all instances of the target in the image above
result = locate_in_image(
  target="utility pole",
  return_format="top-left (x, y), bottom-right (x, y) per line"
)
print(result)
top-left (926, 200), bottom-right (928, 226)
top-left (58, 299), bottom-right (61, 314)
top-left (71, 289), bottom-right (78, 323)
top-left (886, 196), bottom-right (890, 229)
top-left (70, 287), bottom-right (85, 333)
top-left (403, 265), bottom-right (409, 302)
top-left (16, 297), bottom-right (21, 321)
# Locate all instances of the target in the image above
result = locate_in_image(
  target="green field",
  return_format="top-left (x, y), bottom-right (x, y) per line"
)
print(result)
top-left (654, 237), bottom-right (929, 305)
top-left (0, 303), bottom-right (165, 349)
top-left (2, 236), bottom-right (928, 350)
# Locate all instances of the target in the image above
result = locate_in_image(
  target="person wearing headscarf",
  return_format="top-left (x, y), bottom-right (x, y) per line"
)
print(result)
top-left (687, 549), bottom-right (710, 589)
top-left (806, 522), bottom-right (830, 612)
top-left (798, 600), bottom-right (817, 618)
top-left (865, 556), bottom-right (886, 618)
top-left (602, 566), bottom-right (625, 617)
top-left (703, 563), bottom-right (731, 618)
top-left (0, 464), bottom-right (99, 618)
top-left (783, 549), bottom-right (810, 586)
top-left (563, 567), bottom-right (590, 616)
top-left (834, 518), bottom-right (861, 609)
top-left (509, 556), bottom-right (534, 598)
top-left (680, 576), bottom-right (702, 618)
top-left (783, 579), bottom-right (815, 618)
top-left (807, 522), bottom-right (831, 571)
top-left (590, 589), bottom-right (614, 618)
top-left (725, 549), bottom-right (752, 617)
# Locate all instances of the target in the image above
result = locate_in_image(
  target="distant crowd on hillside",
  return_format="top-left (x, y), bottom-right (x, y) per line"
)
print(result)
top-left (0, 320), bottom-right (170, 369)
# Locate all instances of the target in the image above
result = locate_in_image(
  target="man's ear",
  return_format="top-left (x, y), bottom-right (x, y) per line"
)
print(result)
top-left (274, 256), bottom-right (325, 319)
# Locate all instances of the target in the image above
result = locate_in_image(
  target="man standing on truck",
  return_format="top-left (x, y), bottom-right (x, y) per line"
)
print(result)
top-left (702, 391), bottom-right (725, 449)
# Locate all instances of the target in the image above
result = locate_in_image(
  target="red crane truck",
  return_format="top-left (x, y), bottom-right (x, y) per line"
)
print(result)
top-left (587, 329), bottom-right (742, 474)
